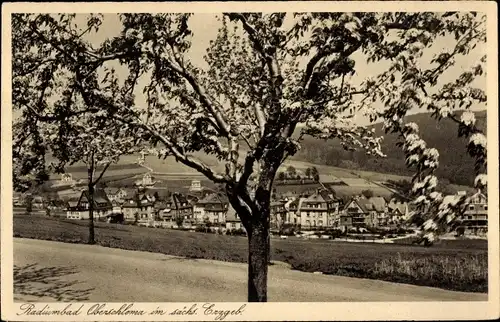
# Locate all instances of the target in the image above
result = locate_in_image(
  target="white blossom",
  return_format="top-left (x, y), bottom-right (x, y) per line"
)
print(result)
top-left (423, 175), bottom-right (438, 190)
top-left (429, 191), bottom-right (443, 201)
top-left (436, 208), bottom-right (449, 218)
top-left (412, 181), bottom-right (425, 192)
top-left (414, 195), bottom-right (428, 205)
top-left (289, 102), bottom-right (302, 111)
top-left (423, 148), bottom-right (439, 161)
top-left (420, 96), bottom-right (432, 107)
top-left (406, 28), bottom-right (420, 38)
top-left (469, 133), bottom-right (487, 148)
top-left (474, 174), bottom-right (487, 187)
top-left (423, 159), bottom-right (438, 168)
top-left (406, 154), bottom-right (420, 165)
top-left (423, 219), bottom-right (437, 231)
top-left (439, 105), bottom-right (451, 117)
top-left (405, 122), bottom-right (419, 133)
top-left (423, 232), bottom-right (435, 243)
top-left (460, 111), bottom-right (476, 126)
top-left (406, 136), bottom-right (426, 152)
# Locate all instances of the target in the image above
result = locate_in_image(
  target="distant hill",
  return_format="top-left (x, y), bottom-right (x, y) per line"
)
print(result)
top-left (291, 110), bottom-right (487, 187)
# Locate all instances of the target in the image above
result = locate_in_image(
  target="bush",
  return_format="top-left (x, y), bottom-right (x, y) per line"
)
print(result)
top-left (227, 228), bottom-right (246, 236)
top-left (195, 226), bottom-right (210, 233)
top-left (330, 230), bottom-right (344, 239)
top-left (280, 226), bottom-right (296, 236)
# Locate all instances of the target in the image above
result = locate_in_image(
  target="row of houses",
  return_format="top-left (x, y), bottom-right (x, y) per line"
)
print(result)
top-left (60, 185), bottom-right (410, 230)
top-left (274, 191), bottom-right (410, 230)
top-left (62, 187), bottom-right (245, 231)
top-left (20, 170), bottom-right (488, 235)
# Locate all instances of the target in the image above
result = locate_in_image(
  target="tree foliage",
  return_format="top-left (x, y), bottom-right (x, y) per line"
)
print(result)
top-left (12, 12), bottom-right (487, 301)
top-left (361, 189), bottom-right (374, 199)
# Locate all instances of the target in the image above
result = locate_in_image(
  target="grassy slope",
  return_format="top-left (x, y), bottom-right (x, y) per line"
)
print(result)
top-left (63, 151), bottom-right (410, 183)
top-left (14, 214), bottom-right (487, 293)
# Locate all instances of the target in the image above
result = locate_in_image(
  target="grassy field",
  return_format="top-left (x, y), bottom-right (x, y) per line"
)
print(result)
top-left (14, 214), bottom-right (487, 293)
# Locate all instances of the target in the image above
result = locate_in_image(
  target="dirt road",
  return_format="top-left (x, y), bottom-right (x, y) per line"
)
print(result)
top-left (13, 238), bottom-right (487, 302)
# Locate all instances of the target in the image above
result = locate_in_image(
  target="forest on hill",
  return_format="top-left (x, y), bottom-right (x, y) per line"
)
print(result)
top-left (292, 111), bottom-right (487, 187)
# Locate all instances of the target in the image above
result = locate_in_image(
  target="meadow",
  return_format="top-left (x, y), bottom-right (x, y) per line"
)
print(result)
top-left (14, 214), bottom-right (487, 293)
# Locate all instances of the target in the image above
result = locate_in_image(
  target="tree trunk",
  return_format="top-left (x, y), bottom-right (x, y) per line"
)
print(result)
top-left (88, 167), bottom-right (95, 245)
top-left (246, 159), bottom-right (277, 302)
top-left (247, 221), bottom-right (269, 302)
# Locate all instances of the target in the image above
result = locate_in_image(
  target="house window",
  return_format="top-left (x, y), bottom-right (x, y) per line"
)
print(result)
top-left (484, 206), bottom-right (488, 211)
top-left (318, 220), bottom-right (323, 226)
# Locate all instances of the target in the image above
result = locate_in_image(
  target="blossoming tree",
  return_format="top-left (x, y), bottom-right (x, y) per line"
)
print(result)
top-left (12, 13), bottom-right (136, 243)
top-left (13, 101), bottom-right (135, 244)
top-left (12, 12), bottom-right (487, 301)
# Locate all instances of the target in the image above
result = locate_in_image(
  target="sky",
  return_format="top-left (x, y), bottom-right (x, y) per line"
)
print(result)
top-left (15, 13), bottom-right (487, 125)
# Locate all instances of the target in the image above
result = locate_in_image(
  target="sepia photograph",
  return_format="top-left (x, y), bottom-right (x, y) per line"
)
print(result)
top-left (1, 1), bottom-right (499, 321)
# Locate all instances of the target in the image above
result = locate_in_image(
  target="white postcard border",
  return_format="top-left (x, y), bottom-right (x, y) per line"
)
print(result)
top-left (1, 1), bottom-right (499, 321)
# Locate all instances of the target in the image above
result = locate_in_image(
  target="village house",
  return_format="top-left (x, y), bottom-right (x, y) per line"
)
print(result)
top-left (153, 199), bottom-right (167, 217)
top-left (106, 200), bottom-right (124, 223)
top-left (189, 179), bottom-right (202, 192)
top-left (298, 190), bottom-right (340, 230)
top-left (341, 196), bottom-right (388, 228)
top-left (122, 199), bottom-right (140, 222)
top-left (270, 201), bottom-right (287, 230)
top-left (193, 193), bottom-right (228, 225)
top-left (57, 173), bottom-right (76, 187)
top-left (457, 191), bottom-right (488, 236)
top-left (104, 187), bottom-right (129, 203)
top-left (135, 193), bottom-right (156, 223)
top-left (66, 189), bottom-right (112, 220)
top-left (283, 197), bottom-right (303, 226)
top-left (366, 197), bottom-right (388, 226)
top-left (225, 205), bottom-right (243, 231)
top-left (135, 173), bottom-right (156, 188)
top-left (387, 198), bottom-right (409, 225)
top-left (161, 193), bottom-right (194, 226)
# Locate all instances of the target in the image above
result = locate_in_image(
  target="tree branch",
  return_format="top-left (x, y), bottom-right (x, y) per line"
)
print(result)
top-left (224, 13), bottom-right (266, 57)
top-left (304, 42), bottom-right (361, 97)
top-left (158, 57), bottom-right (234, 137)
top-left (20, 102), bottom-right (99, 122)
top-left (92, 162), bottom-right (111, 186)
top-left (238, 151), bottom-right (257, 189)
top-left (113, 114), bottom-right (229, 184)
top-left (225, 184), bottom-right (254, 231)
top-left (254, 104), bottom-right (266, 136)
